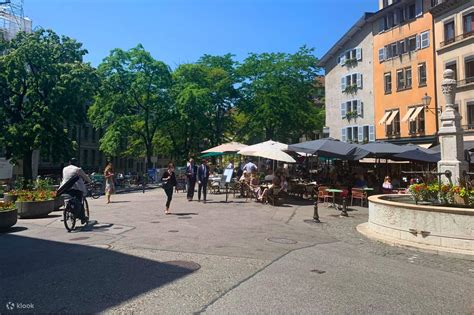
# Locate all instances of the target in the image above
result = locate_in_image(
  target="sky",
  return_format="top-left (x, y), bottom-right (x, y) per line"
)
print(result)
top-left (25, 0), bottom-right (377, 67)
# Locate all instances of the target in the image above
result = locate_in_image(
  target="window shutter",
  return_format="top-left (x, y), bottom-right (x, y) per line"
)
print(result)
top-left (415, 0), bottom-right (423, 17)
top-left (357, 100), bottom-right (363, 117)
top-left (379, 18), bottom-right (385, 33)
top-left (421, 31), bottom-right (430, 48)
top-left (341, 76), bottom-right (346, 91)
top-left (356, 48), bottom-right (362, 61)
top-left (340, 54), bottom-right (346, 66)
top-left (358, 126), bottom-right (363, 143)
top-left (394, 10), bottom-right (399, 25)
top-left (369, 125), bottom-right (375, 142)
top-left (378, 48), bottom-right (385, 62)
top-left (416, 34), bottom-right (420, 50)
top-left (341, 103), bottom-right (346, 119)
top-left (341, 128), bottom-right (347, 142)
top-left (357, 73), bottom-right (362, 89)
top-left (399, 8), bottom-right (405, 23)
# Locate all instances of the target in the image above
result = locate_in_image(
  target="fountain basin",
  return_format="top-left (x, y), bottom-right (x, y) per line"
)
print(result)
top-left (357, 194), bottom-right (474, 260)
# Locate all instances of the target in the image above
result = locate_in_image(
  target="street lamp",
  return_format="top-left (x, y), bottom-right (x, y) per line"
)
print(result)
top-left (422, 93), bottom-right (440, 114)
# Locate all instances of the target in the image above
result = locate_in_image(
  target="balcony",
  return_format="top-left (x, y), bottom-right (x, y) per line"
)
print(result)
top-left (458, 77), bottom-right (474, 88)
top-left (440, 31), bottom-right (474, 48)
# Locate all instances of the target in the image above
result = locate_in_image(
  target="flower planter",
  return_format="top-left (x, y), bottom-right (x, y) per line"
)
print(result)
top-left (0, 208), bottom-right (18, 230)
top-left (4, 193), bottom-right (18, 204)
top-left (16, 199), bottom-right (54, 219)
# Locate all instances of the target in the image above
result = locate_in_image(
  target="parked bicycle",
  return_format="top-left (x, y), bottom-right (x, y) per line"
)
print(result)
top-left (86, 181), bottom-right (102, 199)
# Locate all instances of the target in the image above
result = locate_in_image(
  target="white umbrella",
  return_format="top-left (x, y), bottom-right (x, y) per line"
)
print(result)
top-left (238, 140), bottom-right (295, 163)
top-left (202, 141), bottom-right (248, 153)
top-left (238, 140), bottom-right (288, 154)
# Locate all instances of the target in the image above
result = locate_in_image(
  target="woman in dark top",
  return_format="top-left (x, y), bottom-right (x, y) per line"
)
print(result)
top-left (161, 162), bottom-right (177, 215)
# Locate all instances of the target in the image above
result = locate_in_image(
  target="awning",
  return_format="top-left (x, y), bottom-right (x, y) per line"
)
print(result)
top-left (385, 110), bottom-right (399, 125)
top-left (401, 108), bottom-right (416, 122)
top-left (378, 111), bottom-right (391, 125)
top-left (409, 106), bottom-right (424, 122)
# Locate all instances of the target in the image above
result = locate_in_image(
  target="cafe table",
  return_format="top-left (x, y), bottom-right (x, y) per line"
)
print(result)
top-left (326, 188), bottom-right (343, 209)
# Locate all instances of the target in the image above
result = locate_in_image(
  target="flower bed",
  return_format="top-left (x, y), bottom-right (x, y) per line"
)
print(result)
top-left (16, 190), bottom-right (56, 219)
top-left (408, 182), bottom-right (474, 207)
top-left (0, 201), bottom-right (18, 230)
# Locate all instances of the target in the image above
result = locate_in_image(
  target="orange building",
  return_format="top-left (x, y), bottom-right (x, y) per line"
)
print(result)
top-left (374, 0), bottom-right (438, 146)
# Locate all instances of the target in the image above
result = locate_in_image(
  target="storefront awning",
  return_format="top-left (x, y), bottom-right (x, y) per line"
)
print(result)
top-left (409, 106), bottom-right (424, 122)
top-left (378, 111), bottom-right (391, 125)
top-left (385, 110), bottom-right (399, 125)
top-left (401, 107), bottom-right (416, 122)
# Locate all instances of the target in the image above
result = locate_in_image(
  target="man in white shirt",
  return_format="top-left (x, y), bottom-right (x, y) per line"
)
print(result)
top-left (243, 159), bottom-right (258, 173)
top-left (60, 158), bottom-right (91, 223)
top-left (226, 160), bottom-right (234, 170)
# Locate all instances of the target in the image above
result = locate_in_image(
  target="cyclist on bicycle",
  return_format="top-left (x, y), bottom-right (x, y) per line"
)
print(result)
top-left (59, 158), bottom-right (92, 224)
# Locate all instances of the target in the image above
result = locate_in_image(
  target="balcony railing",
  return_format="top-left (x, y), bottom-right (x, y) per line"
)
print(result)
top-left (462, 124), bottom-right (474, 131)
top-left (458, 77), bottom-right (474, 87)
top-left (440, 31), bottom-right (474, 47)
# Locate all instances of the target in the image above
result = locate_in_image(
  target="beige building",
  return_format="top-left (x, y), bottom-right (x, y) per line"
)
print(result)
top-left (431, 0), bottom-right (474, 141)
top-left (320, 13), bottom-right (376, 143)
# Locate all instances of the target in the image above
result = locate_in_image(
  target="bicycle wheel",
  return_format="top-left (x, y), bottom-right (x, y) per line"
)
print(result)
top-left (63, 206), bottom-right (76, 232)
top-left (91, 186), bottom-right (101, 199)
top-left (83, 197), bottom-right (90, 219)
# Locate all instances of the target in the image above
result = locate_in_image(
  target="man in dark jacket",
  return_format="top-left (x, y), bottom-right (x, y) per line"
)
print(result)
top-left (186, 158), bottom-right (198, 201)
top-left (197, 159), bottom-right (210, 203)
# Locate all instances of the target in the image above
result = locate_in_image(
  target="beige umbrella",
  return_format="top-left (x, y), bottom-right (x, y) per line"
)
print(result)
top-left (238, 140), bottom-right (295, 163)
top-left (201, 141), bottom-right (248, 153)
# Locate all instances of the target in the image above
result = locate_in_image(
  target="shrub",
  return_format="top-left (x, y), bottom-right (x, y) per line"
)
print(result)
top-left (0, 202), bottom-right (15, 212)
top-left (16, 190), bottom-right (56, 202)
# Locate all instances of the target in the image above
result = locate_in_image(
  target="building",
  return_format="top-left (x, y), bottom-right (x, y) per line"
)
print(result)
top-left (431, 0), bottom-right (474, 141)
top-left (374, 0), bottom-right (438, 146)
top-left (0, 1), bottom-right (31, 40)
top-left (320, 13), bottom-right (376, 143)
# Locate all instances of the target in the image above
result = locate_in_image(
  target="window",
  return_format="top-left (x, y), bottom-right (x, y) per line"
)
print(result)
top-left (465, 56), bottom-right (474, 83)
top-left (467, 102), bottom-right (474, 129)
top-left (384, 72), bottom-right (392, 94)
top-left (445, 61), bottom-right (457, 80)
top-left (418, 62), bottom-right (427, 86)
top-left (397, 69), bottom-right (405, 90)
top-left (444, 21), bottom-right (455, 44)
top-left (341, 73), bottom-right (362, 91)
top-left (340, 100), bottom-right (362, 118)
top-left (407, 3), bottom-right (416, 19)
top-left (399, 40), bottom-right (406, 54)
top-left (391, 43), bottom-right (398, 57)
top-left (83, 127), bottom-right (89, 141)
top-left (83, 149), bottom-right (88, 166)
top-left (420, 31), bottom-right (430, 48)
top-left (339, 48), bottom-right (362, 66)
top-left (405, 67), bottom-right (412, 88)
top-left (464, 12), bottom-right (474, 35)
top-left (378, 47), bottom-right (386, 62)
top-left (408, 36), bottom-right (417, 52)
top-left (409, 108), bottom-right (425, 134)
top-left (358, 125), bottom-right (374, 143)
top-left (386, 111), bottom-right (400, 136)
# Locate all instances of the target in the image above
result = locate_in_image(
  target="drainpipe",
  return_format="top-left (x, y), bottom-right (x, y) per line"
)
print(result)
top-left (431, 13), bottom-right (440, 143)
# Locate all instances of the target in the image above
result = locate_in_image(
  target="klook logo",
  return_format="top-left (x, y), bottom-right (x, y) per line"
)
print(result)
top-left (5, 302), bottom-right (15, 310)
top-left (5, 301), bottom-right (34, 311)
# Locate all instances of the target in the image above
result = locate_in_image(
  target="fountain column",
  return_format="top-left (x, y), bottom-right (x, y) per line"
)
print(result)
top-left (437, 69), bottom-right (468, 185)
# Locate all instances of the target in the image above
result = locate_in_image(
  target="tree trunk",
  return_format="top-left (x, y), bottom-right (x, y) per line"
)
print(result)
top-left (22, 150), bottom-right (33, 187)
top-left (145, 142), bottom-right (153, 170)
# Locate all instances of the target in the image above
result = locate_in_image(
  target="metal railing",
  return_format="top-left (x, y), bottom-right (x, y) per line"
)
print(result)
top-left (440, 31), bottom-right (474, 47)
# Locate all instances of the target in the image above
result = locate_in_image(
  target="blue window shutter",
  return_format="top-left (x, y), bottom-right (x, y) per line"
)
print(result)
top-left (358, 126), bottom-right (363, 143)
top-left (341, 76), bottom-right (346, 91)
top-left (416, 34), bottom-right (420, 50)
top-left (378, 48), bottom-right (385, 62)
top-left (415, 0), bottom-right (423, 17)
top-left (341, 128), bottom-right (347, 142)
top-left (357, 100), bottom-right (363, 117)
top-left (341, 103), bottom-right (346, 119)
top-left (357, 73), bottom-right (362, 89)
top-left (369, 125), bottom-right (375, 142)
top-left (356, 48), bottom-right (362, 61)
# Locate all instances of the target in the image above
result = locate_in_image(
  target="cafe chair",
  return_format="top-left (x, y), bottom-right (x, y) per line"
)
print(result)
top-left (351, 188), bottom-right (367, 207)
top-left (317, 186), bottom-right (333, 204)
top-left (267, 186), bottom-right (285, 206)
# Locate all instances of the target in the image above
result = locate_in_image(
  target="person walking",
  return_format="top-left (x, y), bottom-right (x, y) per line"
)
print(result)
top-left (186, 158), bottom-right (197, 201)
top-left (104, 162), bottom-right (115, 204)
top-left (161, 162), bottom-right (177, 214)
top-left (198, 159), bottom-right (210, 203)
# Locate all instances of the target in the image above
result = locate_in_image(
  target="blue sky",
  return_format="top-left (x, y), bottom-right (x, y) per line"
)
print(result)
top-left (26, 0), bottom-right (377, 67)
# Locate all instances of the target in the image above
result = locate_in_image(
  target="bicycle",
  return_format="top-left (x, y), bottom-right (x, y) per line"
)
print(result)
top-left (86, 181), bottom-right (102, 199)
top-left (63, 192), bottom-right (90, 232)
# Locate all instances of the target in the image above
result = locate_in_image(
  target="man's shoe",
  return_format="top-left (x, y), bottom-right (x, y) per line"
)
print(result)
top-left (81, 216), bottom-right (89, 225)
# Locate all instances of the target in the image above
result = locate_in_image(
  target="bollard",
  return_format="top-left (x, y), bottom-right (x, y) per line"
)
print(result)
top-left (313, 201), bottom-right (320, 223)
top-left (340, 197), bottom-right (348, 217)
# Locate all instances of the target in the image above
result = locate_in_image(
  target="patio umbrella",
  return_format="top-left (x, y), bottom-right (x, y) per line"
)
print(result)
top-left (430, 140), bottom-right (474, 153)
top-left (199, 152), bottom-right (224, 158)
top-left (288, 138), bottom-right (369, 160)
top-left (238, 140), bottom-right (288, 154)
top-left (201, 141), bottom-right (248, 153)
top-left (355, 141), bottom-right (411, 158)
top-left (238, 140), bottom-right (295, 163)
top-left (392, 149), bottom-right (441, 163)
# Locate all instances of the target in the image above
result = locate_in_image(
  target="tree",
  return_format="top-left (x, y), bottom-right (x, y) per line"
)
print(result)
top-left (236, 46), bottom-right (324, 143)
top-left (0, 29), bottom-right (97, 182)
top-left (88, 45), bottom-right (172, 169)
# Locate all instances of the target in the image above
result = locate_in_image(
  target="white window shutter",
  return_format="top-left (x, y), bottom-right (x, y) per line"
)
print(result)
top-left (394, 10), bottom-right (399, 25)
top-left (421, 31), bottom-right (430, 48)
top-left (358, 126), bottom-right (363, 143)
top-left (416, 34), bottom-right (420, 50)
top-left (357, 73), bottom-right (362, 89)
top-left (341, 128), bottom-right (347, 142)
top-left (341, 76), bottom-right (346, 91)
top-left (378, 48), bottom-right (385, 62)
top-left (341, 103), bottom-right (346, 118)
top-left (415, 0), bottom-right (423, 17)
top-left (357, 100), bottom-right (363, 117)
top-left (369, 125), bottom-right (375, 142)
top-left (356, 48), bottom-right (362, 61)
top-left (340, 54), bottom-right (346, 66)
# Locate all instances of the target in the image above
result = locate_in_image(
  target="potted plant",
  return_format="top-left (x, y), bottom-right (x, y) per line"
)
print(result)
top-left (343, 84), bottom-right (358, 95)
top-left (0, 201), bottom-right (18, 230)
top-left (451, 186), bottom-right (468, 206)
top-left (345, 111), bottom-right (359, 122)
top-left (344, 58), bottom-right (357, 67)
top-left (15, 190), bottom-right (56, 218)
top-left (409, 183), bottom-right (430, 204)
top-left (3, 190), bottom-right (19, 204)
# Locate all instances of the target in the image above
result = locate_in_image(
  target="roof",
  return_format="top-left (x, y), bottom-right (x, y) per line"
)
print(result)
top-left (318, 12), bottom-right (375, 67)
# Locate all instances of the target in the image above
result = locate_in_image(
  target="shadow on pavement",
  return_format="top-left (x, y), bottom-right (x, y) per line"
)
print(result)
top-left (171, 213), bottom-right (198, 216)
top-left (0, 235), bottom-right (196, 313)
top-left (0, 226), bottom-right (28, 234)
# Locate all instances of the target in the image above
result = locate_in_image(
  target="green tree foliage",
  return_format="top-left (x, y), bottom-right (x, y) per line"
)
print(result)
top-left (236, 46), bottom-right (324, 143)
top-left (88, 45), bottom-right (172, 169)
top-left (0, 29), bottom-right (97, 181)
top-left (167, 54), bottom-right (238, 159)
